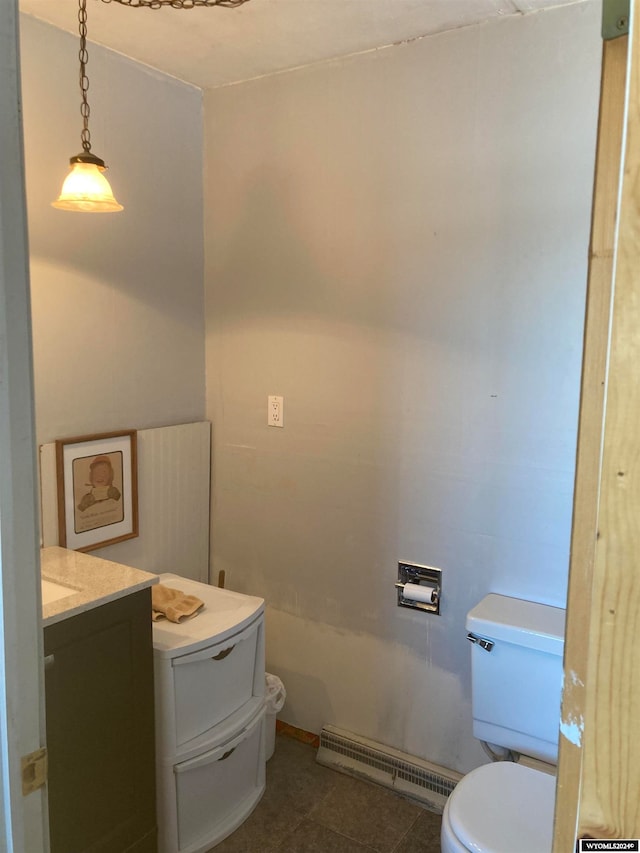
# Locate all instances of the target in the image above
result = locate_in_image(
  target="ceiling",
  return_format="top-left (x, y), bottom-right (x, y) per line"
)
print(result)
top-left (19, 0), bottom-right (586, 90)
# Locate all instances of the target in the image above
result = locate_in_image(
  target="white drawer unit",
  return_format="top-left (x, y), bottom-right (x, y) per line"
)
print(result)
top-left (158, 705), bottom-right (266, 853)
top-left (152, 573), bottom-right (266, 853)
top-left (172, 622), bottom-right (262, 744)
top-left (156, 614), bottom-right (265, 754)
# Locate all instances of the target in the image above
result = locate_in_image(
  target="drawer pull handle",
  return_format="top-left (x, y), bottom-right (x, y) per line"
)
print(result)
top-left (211, 645), bottom-right (235, 661)
top-left (218, 747), bottom-right (236, 762)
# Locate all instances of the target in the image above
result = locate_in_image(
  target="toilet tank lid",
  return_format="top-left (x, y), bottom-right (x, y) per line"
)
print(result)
top-left (466, 594), bottom-right (565, 655)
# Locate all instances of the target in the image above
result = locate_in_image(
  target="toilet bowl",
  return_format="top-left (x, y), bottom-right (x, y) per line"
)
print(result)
top-left (441, 760), bottom-right (556, 853)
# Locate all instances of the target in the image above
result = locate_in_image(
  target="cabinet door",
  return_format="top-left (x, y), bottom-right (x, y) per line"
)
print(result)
top-left (44, 589), bottom-right (156, 853)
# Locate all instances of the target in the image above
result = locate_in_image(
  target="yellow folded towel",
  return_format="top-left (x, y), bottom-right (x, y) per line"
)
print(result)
top-left (151, 583), bottom-right (204, 623)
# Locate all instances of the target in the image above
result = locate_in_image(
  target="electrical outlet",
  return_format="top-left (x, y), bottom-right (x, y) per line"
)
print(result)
top-left (268, 395), bottom-right (284, 427)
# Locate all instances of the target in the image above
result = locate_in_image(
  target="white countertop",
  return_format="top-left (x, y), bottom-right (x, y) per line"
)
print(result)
top-left (41, 546), bottom-right (159, 628)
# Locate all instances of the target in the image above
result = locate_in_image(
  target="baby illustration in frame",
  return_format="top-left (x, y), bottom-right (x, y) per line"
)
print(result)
top-left (73, 452), bottom-right (124, 534)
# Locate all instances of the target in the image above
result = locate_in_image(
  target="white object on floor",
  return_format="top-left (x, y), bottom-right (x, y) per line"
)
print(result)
top-left (441, 593), bottom-right (564, 853)
top-left (441, 761), bottom-right (555, 853)
top-left (264, 673), bottom-right (286, 761)
top-left (153, 573), bottom-right (266, 853)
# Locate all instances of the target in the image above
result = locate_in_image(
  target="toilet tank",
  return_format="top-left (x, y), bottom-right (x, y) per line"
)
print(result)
top-left (467, 594), bottom-right (565, 764)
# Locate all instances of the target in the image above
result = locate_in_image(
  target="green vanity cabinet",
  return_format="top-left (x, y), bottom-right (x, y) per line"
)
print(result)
top-left (44, 588), bottom-right (157, 853)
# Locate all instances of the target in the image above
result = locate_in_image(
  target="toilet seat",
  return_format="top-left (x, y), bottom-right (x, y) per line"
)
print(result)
top-left (443, 761), bottom-right (556, 853)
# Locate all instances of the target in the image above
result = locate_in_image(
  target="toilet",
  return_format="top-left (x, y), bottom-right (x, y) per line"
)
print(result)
top-left (441, 593), bottom-right (565, 853)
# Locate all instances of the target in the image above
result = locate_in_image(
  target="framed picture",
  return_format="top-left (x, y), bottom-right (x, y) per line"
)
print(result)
top-left (56, 430), bottom-right (139, 552)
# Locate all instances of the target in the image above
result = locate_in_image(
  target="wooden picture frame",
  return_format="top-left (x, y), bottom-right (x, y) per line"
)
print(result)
top-left (55, 430), bottom-right (138, 552)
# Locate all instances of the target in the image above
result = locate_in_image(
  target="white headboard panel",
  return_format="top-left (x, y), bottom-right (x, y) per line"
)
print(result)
top-left (40, 421), bottom-right (211, 583)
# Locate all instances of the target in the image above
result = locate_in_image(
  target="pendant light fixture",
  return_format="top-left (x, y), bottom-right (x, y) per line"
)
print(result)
top-left (52, 0), bottom-right (252, 212)
top-left (52, 0), bottom-right (123, 213)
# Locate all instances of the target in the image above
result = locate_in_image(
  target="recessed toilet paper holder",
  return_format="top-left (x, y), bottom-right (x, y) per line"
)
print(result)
top-left (395, 562), bottom-right (442, 615)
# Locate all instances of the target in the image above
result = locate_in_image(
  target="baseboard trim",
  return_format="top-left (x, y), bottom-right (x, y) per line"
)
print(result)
top-left (275, 720), bottom-right (320, 748)
top-left (316, 725), bottom-right (462, 813)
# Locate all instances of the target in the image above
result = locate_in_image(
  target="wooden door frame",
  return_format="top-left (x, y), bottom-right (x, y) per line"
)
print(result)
top-left (554, 2), bottom-right (639, 848)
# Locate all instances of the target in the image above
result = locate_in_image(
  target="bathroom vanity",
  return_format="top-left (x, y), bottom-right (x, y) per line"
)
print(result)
top-left (41, 547), bottom-right (159, 853)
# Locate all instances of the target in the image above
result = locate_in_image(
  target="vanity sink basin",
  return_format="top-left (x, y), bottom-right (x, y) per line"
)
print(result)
top-left (41, 577), bottom-right (78, 605)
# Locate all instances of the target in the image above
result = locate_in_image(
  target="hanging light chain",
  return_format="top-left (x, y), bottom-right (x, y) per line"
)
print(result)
top-left (72, 0), bottom-right (250, 155)
top-left (100, 0), bottom-right (251, 8)
top-left (78, 0), bottom-right (92, 153)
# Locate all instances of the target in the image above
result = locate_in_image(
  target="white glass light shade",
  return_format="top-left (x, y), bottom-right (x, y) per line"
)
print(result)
top-left (52, 160), bottom-right (123, 213)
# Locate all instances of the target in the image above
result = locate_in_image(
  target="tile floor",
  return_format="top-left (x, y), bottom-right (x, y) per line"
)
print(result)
top-left (210, 733), bottom-right (443, 852)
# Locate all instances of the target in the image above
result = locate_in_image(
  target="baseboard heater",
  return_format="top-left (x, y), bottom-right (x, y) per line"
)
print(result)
top-left (316, 725), bottom-right (462, 812)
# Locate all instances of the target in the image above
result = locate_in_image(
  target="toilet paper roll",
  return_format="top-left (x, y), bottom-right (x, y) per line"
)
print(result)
top-left (402, 583), bottom-right (437, 604)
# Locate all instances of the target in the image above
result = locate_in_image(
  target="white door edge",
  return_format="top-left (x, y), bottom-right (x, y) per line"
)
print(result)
top-left (0, 2), bottom-right (48, 850)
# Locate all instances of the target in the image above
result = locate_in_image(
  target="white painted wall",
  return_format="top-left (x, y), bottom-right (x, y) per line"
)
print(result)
top-left (19, 15), bottom-right (206, 448)
top-left (204, 2), bottom-right (602, 773)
